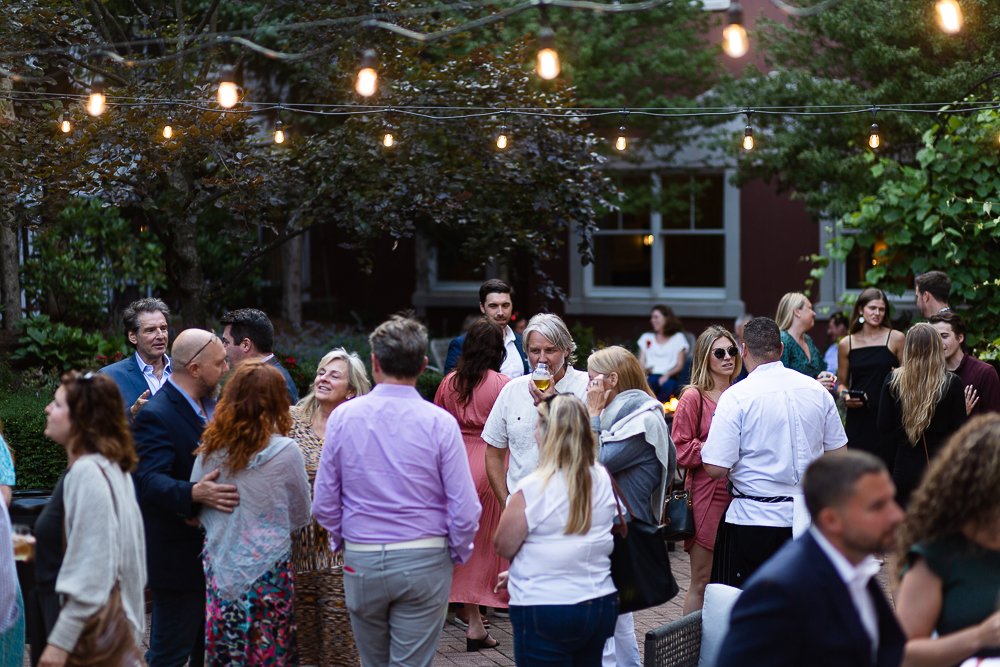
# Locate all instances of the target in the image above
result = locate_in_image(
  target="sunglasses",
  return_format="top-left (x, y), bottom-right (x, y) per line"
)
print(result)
top-left (712, 346), bottom-right (739, 360)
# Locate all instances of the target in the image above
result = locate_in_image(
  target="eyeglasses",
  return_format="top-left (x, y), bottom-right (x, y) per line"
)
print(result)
top-left (712, 346), bottom-right (739, 360)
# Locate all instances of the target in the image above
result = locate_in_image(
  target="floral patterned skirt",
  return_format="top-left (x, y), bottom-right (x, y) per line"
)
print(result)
top-left (205, 557), bottom-right (298, 666)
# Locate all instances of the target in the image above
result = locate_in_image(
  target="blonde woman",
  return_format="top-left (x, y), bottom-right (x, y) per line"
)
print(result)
top-left (586, 346), bottom-right (675, 667)
top-left (494, 395), bottom-right (619, 666)
top-left (877, 323), bottom-right (966, 507)
top-left (672, 325), bottom-right (742, 613)
top-left (288, 349), bottom-right (370, 663)
top-left (895, 415), bottom-right (1000, 666)
top-left (775, 292), bottom-right (827, 380)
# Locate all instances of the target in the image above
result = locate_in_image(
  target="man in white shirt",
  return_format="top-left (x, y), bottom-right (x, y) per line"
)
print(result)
top-left (482, 313), bottom-right (588, 505)
top-left (444, 279), bottom-right (529, 378)
top-left (717, 451), bottom-right (906, 667)
top-left (702, 316), bottom-right (847, 588)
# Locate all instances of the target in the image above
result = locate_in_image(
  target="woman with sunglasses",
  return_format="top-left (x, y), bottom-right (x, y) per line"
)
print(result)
top-left (672, 326), bottom-right (743, 613)
top-left (34, 372), bottom-right (146, 667)
top-left (586, 346), bottom-right (675, 667)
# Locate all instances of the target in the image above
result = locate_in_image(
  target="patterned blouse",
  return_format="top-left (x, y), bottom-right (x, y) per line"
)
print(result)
top-left (780, 330), bottom-right (827, 379)
top-left (289, 406), bottom-right (338, 572)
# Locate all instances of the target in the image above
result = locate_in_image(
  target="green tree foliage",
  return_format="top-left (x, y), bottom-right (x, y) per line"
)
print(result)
top-left (837, 110), bottom-right (1000, 350)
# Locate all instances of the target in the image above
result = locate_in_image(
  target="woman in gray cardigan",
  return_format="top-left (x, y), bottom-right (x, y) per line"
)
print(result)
top-left (37, 372), bottom-right (146, 667)
top-left (587, 345), bottom-right (676, 667)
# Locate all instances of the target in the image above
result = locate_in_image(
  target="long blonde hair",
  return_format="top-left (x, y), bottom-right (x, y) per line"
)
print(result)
top-left (535, 395), bottom-right (597, 535)
top-left (888, 323), bottom-right (948, 445)
top-left (895, 414), bottom-right (1000, 564)
top-left (687, 325), bottom-right (742, 394)
top-left (774, 292), bottom-right (809, 331)
top-left (587, 346), bottom-right (655, 398)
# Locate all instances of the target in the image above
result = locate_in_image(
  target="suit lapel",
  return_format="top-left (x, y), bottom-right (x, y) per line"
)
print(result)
top-left (803, 534), bottom-right (875, 666)
top-left (162, 382), bottom-right (206, 437)
top-left (869, 579), bottom-right (905, 667)
top-left (125, 355), bottom-right (149, 399)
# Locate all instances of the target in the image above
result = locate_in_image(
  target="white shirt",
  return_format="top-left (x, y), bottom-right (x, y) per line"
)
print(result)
top-left (136, 351), bottom-right (172, 395)
top-left (482, 366), bottom-right (589, 491)
top-left (638, 332), bottom-right (689, 375)
top-left (499, 325), bottom-right (525, 378)
top-left (507, 466), bottom-right (618, 606)
top-left (810, 527), bottom-right (881, 659)
top-left (702, 361), bottom-right (847, 527)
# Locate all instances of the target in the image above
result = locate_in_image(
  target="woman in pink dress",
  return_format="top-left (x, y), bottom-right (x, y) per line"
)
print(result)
top-left (672, 325), bottom-right (742, 614)
top-left (434, 318), bottom-right (511, 652)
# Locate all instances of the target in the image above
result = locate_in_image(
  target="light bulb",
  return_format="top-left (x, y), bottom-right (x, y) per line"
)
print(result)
top-left (868, 123), bottom-right (880, 149)
top-left (936, 0), bottom-right (963, 33)
top-left (60, 118), bottom-right (71, 133)
top-left (356, 50), bottom-right (378, 97)
top-left (86, 76), bottom-right (106, 116)
top-left (536, 28), bottom-right (560, 80)
top-left (722, 2), bottom-right (749, 58)
top-left (162, 121), bottom-right (173, 139)
top-left (742, 125), bottom-right (754, 151)
top-left (496, 129), bottom-right (509, 150)
top-left (615, 127), bottom-right (627, 151)
top-left (217, 65), bottom-right (239, 108)
top-left (382, 132), bottom-right (395, 148)
top-left (274, 121), bottom-right (285, 144)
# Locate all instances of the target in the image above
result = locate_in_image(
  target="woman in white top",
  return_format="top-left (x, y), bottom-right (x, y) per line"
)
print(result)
top-left (495, 394), bottom-right (619, 666)
top-left (38, 372), bottom-right (147, 667)
top-left (637, 305), bottom-right (689, 402)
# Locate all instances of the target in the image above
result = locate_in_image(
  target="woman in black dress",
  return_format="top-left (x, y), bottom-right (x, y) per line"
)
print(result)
top-left (836, 287), bottom-right (905, 469)
top-left (877, 323), bottom-right (967, 507)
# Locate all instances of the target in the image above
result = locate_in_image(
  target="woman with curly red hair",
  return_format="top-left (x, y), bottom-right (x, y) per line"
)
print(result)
top-left (193, 361), bottom-right (312, 665)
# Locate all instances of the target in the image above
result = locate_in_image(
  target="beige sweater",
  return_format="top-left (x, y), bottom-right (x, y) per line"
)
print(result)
top-left (48, 454), bottom-right (147, 652)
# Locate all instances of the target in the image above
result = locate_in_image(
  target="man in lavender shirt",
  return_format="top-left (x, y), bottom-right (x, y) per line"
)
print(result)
top-left (312, 315), bottom-right (481, 667)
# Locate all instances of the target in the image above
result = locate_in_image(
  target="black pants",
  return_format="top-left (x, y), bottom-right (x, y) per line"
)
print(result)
top-left (710, 521), bottom-right (792, 589)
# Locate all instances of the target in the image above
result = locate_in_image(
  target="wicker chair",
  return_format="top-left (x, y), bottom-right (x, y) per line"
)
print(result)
top-left (643, 610), bottom-right (702, 667)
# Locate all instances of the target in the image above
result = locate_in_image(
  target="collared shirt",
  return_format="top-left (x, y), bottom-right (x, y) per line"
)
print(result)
top-left (810, 527), bottom-right (881, 659)
top-left (702, 361), bottom-right (847, 527)
top-left (136, 351), bottom-right (172, 395)
top-left (166, 377), bottom-right (215, 423)
top-left (500, 325), bottom-right (525, 378)
top-left (482, 366), bottom-right (589, 490)
top-left (311, 383), bottom-right (481, 564)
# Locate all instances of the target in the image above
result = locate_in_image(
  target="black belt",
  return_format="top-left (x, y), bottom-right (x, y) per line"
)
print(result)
top-left (728, 482), bottom-right (793, 504)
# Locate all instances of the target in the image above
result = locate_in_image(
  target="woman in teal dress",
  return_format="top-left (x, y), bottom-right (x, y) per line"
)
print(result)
top-left (775, 292), bottom-right (831, 383)
top-left (895, 414), bottom-right (1000, 666)
top-left (0, 434), bottom-right (24, 667)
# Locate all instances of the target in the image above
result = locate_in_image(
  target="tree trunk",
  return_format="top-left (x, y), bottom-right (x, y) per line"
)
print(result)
top-left (281, 227), bottom-right (302, 331)
top-left (0, 79), bottom-right (22, 329)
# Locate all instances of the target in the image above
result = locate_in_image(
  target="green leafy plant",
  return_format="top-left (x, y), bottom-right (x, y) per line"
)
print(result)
top-left (1, 389), bottom-right (63, 489)
top-left (11, 315), bottom-right (127, 373)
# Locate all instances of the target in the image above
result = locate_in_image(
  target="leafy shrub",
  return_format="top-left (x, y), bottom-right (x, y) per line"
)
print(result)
top-left (1, 389), bottom-right (63, 489)
top-left (416, 369), bottom-right (444, 402)
top-left (11, 315), bottom-right (126, 373)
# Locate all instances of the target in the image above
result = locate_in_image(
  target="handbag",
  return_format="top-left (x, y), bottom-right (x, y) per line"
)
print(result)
top-left (608, 473), bottom-right (679, 614)
top-left (65, 465), bottom-right (144, 667)
top-left (660, 485), bottom-right (695, 542)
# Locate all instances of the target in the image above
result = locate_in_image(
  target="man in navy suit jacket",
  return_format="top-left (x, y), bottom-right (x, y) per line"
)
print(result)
top-left (717, 451), bottom-right (906, 667)
top-left (444, 279), bottom-right (529, 377)
top-left (133, 329), bottom-right (238, 667)
top-left (100, 297), bottom-right (172, 418)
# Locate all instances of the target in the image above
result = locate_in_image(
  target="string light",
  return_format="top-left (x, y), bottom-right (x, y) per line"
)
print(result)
top-left (723, 2), bottom-right (749, 59)
top-left (86, 76), bottom-right (106, 116)
top-left (742, 117), bottom-right (755, 151)
top-left (274, 119), bottom-right (285, 144)
top-left (355, 50), bottom-right (379, 97)
top-left (936, 0), bottom-right (963, 34)
top-left (382, 130), bottom-right (395, 147)
top-left (162, 116), bottom-right (173, 139)
top-left (615, 111), bottom-right (628, 151)
top-left (868, 107), bottom-right (880, 149)
top-left (217, 65), bottom-right (239, 108)
top-left (496, 125), bottom-right (509, 149)
top-left (536, 27), bottom-right (560, 80)
top-left (59, 115), bottom-right (71, 133)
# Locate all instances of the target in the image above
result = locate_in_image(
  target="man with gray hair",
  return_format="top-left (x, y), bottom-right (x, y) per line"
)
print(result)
top-left (482, 313), bottom-right (589, 506)
top-left (101, 297), bottom-right (172, 418)
top-left (702, 317), bottom-right (847, 588)
top-left (312, 314), bottom-right (480, 667)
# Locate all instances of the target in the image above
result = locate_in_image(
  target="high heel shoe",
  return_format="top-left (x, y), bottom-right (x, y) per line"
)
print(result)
top-left (466, 633), bottom-right (499, 652)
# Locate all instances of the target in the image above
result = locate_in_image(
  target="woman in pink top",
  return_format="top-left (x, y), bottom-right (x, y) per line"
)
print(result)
top-left (434, 318), bottom-right (511, 652)
top-left (672, 325), bottom-right (743, 614)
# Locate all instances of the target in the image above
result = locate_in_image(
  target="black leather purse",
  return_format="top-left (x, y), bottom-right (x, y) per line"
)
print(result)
top-left (660, 484), bottom-right (694, 542)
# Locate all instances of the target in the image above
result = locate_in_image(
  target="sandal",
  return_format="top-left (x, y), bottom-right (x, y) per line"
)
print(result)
top-left (466, 633), bottom-right (500, 652)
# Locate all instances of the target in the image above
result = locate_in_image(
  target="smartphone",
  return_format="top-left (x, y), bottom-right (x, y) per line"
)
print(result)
top-left (847, 389), bottom-right (868, 403)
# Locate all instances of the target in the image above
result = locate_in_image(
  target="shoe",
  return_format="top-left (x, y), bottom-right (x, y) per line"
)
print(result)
top-left (491, 607), bottom-right (509, 619)
top-left (466, 633), bottom-right (499, 652)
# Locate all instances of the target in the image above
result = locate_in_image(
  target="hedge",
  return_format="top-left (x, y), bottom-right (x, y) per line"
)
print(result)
top-left (1, 389), bottom-right (64, 489)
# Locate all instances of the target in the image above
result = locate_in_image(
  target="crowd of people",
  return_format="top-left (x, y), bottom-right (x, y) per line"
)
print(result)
top-left (0, 269), bottom-right (999, 667)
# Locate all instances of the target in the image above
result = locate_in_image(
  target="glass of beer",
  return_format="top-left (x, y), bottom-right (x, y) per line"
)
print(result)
top-left (531, 362), bottom-right (552, 392)
top-left (12, 524), bottom-right (35, 562)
